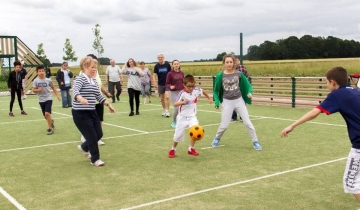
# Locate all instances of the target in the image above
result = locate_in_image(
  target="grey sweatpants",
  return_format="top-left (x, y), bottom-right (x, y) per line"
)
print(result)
top-left (170, 90), bottom-right (181, 122)
top-left (215, 97), bottom-right (258, 142)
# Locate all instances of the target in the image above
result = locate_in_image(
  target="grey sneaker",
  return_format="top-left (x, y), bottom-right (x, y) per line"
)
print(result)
top-left (47, 128), bottom-right (54, 135)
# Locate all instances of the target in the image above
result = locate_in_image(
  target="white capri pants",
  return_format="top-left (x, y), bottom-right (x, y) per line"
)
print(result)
top-left (343, 148), bottom-right (360, 194)
top-left (173, 115), bottom-right (199, 142)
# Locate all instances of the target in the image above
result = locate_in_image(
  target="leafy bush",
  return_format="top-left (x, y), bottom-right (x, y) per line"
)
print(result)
top-left (0, 73), bottom-right (9, 82)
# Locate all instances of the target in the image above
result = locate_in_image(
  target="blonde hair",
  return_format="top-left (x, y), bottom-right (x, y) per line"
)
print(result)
top-left (80, 56), bottom-right (98, 70)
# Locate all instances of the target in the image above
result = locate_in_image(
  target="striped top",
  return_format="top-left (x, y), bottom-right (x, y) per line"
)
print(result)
top-left (72, 74), bottom-right (106, 110)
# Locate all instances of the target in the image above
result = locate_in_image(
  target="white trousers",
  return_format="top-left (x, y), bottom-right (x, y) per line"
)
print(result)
top-left (215, 97), bottom-right (258, 142)
top-left (173, 115), bottom-right (199, 142)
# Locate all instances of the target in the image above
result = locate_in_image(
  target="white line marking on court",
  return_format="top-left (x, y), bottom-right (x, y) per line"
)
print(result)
top-left (103, 108), bottom-right (162, 115)
top-left (250, 115), bottom-right (347, 127)
top-left (0, 116), bottom-right (71, 125)
top-left (119, 157), bottom-right (347, 210)
top-left (0, 186), bottom-right (27, 210)
top-left (103, 122), bottom-right (148, 133)
top-left (201, 145), bottom-right (225, 150)
top-left (197, 110), bottom-right (346, 127)
top-left (30, 107), bottom-right (148, 133)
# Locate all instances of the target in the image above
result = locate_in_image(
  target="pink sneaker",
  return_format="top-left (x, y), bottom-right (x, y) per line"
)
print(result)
top-left (188, 148), bottom-right (199, 156)
top-left (9, 112), bottom-right (14, 117)
top-left (168, 149), bottom-right (175, 158)
top-left (21, 110), bottom-right (27, 115)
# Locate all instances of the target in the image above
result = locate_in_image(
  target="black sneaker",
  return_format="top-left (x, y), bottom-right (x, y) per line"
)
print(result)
top-left (116, 96), bottom-right (120, 101)
top-left (136, 111), bottom-right (139, 115)
top-left (129, 112), bottom-right (134, 116)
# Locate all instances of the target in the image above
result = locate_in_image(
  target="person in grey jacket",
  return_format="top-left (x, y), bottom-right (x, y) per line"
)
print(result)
top-left (121, 58), bottom-right (145, 116)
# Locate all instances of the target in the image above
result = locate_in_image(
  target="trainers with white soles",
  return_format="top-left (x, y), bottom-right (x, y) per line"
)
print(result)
top-left (98, 140), bottom-right (105, 145)
top-left (253, 141), bottom-right (262, 151)
top-left (77, 145), bottom-right (91, 158)
top-left (211, 137), bottom-right (220, 147)
top-left (91, 159), bottom-right (105, 167)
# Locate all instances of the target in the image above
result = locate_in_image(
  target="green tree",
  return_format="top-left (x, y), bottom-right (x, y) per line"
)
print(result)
top-left (36, 44), bottom-right (52, 66)
top-left (92, 23), bottom-right (104, 73)
top-left (92, 24), bottom-right (104, 60)
top-left (62, 38), bottom-right (78, 62)
top-left (215, 52), bottom-right (227, 61)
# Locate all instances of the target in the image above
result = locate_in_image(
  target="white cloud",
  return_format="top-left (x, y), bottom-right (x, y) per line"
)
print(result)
top-left (0, 0), bottom-right (359, 64)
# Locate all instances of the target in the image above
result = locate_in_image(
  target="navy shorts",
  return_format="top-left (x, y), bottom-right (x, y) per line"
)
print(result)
top-left (39, 100), bottom-right (53, 116)
top-left (95, 103), bottom-right (104, 121)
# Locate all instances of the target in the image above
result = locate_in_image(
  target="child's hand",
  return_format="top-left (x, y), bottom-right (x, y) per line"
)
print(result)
top-left (57, 95), bottom-right (61, 101)
top-left (170, 85), bottom-right (175, 90)
top-left (182, 99), bottom-right (188, 105)
top-left (280, 126), bottom-right (294, 137)
top-left (8, 88), bottom-right (11, 92)
top-left (208, 98), bottom-right (213, 104)
top-left (247, 93), bottom-right (253, 98)
top-left (106, 92), bottom-right (112, 98)
top-left (38, 87), bottom-right (43, 92)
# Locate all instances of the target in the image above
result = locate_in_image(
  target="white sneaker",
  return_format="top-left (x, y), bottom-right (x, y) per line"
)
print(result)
top-left (98, 140), bottom-right (105, 145)
top-left (77, 145), bottom-right (91, 159)
top-left (162, 111), bottom-right (166, 116)
top-left (80, 135), bottom-right (86, 143)
top-left (165, 111), bottom-right (170, 117)
top-left (91, 159), bottom-right (105, 167)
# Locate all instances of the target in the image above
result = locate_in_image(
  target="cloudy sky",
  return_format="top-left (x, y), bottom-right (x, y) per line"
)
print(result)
top-left (1, 0), bottom-right (359, 64)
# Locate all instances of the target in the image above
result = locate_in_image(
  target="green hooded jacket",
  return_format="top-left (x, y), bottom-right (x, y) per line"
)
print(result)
top-left (213, 71), bottom-right (253, 107)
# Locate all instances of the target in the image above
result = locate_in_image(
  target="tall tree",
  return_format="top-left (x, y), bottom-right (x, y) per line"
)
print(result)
top-left (92, 23), bottom-right (104, 60)
top-left (37, 43), bottom-right (47, 62)
top-left (62, 38), bottom-right (78, 62)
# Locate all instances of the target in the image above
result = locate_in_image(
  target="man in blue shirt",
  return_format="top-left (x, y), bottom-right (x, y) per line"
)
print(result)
top-left (280, 66), bottom-right (360, 202)
top-left (153, 54), bottom-right (171, 117)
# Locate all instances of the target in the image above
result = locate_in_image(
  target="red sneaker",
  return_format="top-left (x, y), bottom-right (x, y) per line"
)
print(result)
top-left (168, 149), bottom-right (175, 158)
top-left (9, 112), bottom-right (14, 117)
top-left (188, 148), bottom-right (199, 156)
top-left (21, 111), bottom-right (27, 115)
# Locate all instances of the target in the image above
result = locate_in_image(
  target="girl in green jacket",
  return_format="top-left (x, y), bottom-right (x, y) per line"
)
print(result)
top-left (211, 54), bottom-right (262, 150)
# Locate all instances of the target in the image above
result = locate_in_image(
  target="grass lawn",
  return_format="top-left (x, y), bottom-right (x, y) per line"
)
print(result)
top-left (0, 94), bottom-right (357, 210)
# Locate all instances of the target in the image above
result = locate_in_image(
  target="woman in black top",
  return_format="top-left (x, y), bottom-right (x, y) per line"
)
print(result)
top-left (8, 60), bottom-right (27, 117)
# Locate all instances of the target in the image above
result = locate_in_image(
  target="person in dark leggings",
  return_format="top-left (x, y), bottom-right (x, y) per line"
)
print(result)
top-left (8, 60), bottom-right (27, 117)
top-left (73, 56), bottom-right (115, 167)
top-left (121, 58), bottom-right (145, 116)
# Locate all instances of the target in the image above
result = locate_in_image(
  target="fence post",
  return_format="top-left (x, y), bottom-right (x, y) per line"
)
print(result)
top-left (291, 77), bottom-right (296, 108)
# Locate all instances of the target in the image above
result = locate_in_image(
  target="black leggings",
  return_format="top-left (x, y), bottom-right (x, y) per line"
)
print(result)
top-left (10, 88), bottom-right (23, 112)
top-left (128, 88), bottom-right (140, 112)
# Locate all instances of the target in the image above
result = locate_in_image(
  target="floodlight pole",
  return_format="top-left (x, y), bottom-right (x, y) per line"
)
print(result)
top-left (240, 33), bottom-right (243, 65)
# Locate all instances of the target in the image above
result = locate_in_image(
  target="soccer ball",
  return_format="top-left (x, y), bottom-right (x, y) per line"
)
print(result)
top-left (188, 125), bottom-right (205, 141)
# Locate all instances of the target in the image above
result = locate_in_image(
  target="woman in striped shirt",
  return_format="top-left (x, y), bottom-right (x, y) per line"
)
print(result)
top-left (73, 56), bottom-right (115, 167)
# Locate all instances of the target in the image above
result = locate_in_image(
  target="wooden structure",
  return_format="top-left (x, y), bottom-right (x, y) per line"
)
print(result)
top-left (0, 36), bottom-right (43, 93)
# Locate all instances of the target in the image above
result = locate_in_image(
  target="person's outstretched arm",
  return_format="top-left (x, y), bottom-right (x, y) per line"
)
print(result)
top-left (280, 108), bottom-right (322, 137)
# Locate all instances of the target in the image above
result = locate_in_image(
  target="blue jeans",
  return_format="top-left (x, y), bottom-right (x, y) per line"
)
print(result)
top-left (60, 88), bottom-right (72, 107)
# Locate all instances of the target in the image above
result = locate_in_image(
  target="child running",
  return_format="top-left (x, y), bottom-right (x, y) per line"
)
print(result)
top-left (280, 66), bottom-right (360, 202)
top-left (212, 54), bottom-right (262, 150)
top-left (168, 75), bottom-right (212, 158)
top-left (32, 65), bottom-right (61, 135)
